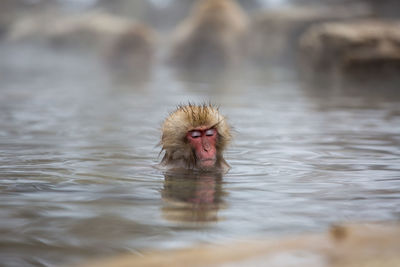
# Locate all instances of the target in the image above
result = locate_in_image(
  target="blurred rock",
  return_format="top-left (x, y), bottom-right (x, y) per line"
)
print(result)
top-left (294, 0), bottom-right (400, 18)
top-left (77, 222), bottom-right (400, 267)
top-left (249, 3), bottom-right (372, 66)
top-left (5, 10), bottom-right (157, 84)
top-left (168, 0), bottom-right (249, 73)
top-left (6, 10), bottom-right (140, 49)
top-left (0, 0), bottom-right (55, 39)
top-left (298, 19), bottom-right (400, 89)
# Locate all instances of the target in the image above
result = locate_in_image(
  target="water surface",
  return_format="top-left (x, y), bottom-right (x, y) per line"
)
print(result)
top-left (1, 43), bottom-right (400, 266)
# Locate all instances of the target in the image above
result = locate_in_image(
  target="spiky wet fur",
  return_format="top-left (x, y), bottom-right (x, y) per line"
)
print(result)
top-left (160, 104), bottom-right (232, 171)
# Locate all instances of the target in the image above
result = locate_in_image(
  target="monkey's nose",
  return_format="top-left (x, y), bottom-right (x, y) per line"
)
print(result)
top-left (202, 139), bottom-right (211, 151)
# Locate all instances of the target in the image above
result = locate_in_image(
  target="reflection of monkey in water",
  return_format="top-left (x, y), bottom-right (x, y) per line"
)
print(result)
top-left (162, 171), bottom-right (224, 223)
top-left (169, 0), bottom-right (249, 71)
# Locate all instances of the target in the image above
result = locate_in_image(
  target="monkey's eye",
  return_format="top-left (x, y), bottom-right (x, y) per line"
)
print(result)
top-left (190, 131), bottom-right (202, 138)
top-left (205, 129), bottom-right (215, 136)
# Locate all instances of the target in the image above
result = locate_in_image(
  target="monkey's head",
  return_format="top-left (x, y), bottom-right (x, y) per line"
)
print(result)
top-left (160, 104), bottom-right (232, 172)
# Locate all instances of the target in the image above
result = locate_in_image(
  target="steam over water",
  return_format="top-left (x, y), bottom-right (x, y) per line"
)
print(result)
top-left (1, 43), bottom-right (400, 266)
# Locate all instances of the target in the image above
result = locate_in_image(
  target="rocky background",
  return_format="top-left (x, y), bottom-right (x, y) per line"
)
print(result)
top-left (2, 0), bottom-right (400, 67)
top-left (1, 0), bottom-right (399, 114)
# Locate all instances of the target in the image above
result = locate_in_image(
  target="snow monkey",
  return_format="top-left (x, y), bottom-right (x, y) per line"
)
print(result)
top-left (160, 104), bottom-right (232, 173)
top-left (169, 0), bottom-right (249, 70)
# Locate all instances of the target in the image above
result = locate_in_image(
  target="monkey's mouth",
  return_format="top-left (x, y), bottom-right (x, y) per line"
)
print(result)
top-left (198, 158), bottom-right (217, 168)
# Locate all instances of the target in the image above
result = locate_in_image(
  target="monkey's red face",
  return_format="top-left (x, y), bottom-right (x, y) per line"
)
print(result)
top-left (187, 128), bottom-right (218, 169)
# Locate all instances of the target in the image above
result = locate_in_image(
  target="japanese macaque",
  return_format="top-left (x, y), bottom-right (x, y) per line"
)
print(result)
top-left (160, 104), bottom-right (232, 173)
top-left (168, 0), bottom-right (249, 71)
top-left (105, 24), bottom-right (155, 81)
